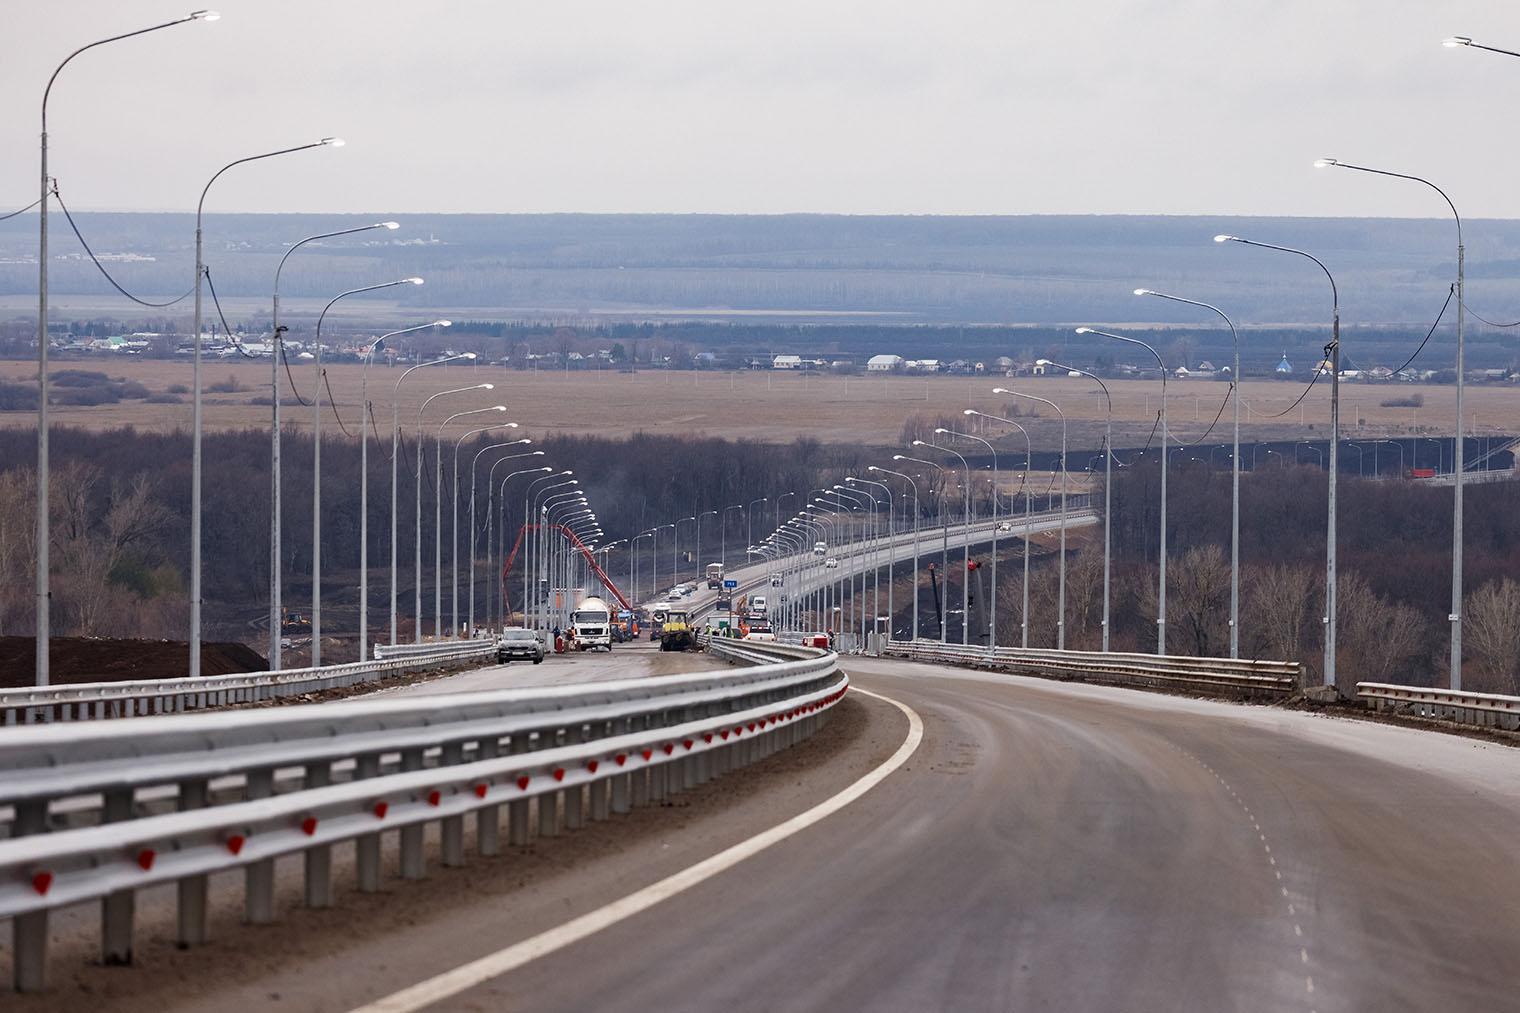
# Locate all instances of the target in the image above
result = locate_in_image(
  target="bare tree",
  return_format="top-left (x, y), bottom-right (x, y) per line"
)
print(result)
top-left (1463, 578), bottom-right (1520, 695)
top-left (1167, 543), bottom-right (1230, 657)
top-left (1334, 572), bottom-right (1430, 695)
top-left (1243, 562), bottom-right (1318, 663)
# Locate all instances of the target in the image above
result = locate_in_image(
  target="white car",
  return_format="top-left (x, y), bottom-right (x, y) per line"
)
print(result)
top-left (743, 624), bottom-right (776, 642)
top-left (996, 521), bottom-right (1014, 532)
top-left (667, 589), bottom-right (684, 601)
top-left (824, 557), bottom-right (839, 568)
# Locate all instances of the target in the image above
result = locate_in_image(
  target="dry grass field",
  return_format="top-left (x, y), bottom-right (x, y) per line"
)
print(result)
top-left (3, 358), bottom-right (1516, 455)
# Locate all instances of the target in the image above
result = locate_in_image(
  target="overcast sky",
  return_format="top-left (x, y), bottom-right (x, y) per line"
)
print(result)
top-left (6, 1), bottom-right (1520, 220)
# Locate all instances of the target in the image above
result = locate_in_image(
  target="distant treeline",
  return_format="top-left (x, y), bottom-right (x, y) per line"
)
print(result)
top-left (2, 425), bottom-right (1516, 695)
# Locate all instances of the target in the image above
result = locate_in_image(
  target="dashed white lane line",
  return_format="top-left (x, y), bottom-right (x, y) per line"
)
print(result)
top-left (348, 687), bottom-right (925, 1013)
top-left (1172, 743), bottom-right (1317, 1013)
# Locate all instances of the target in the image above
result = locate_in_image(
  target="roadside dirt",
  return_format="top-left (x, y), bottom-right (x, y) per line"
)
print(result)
top-left (0, 636), bottom-right (267, 688)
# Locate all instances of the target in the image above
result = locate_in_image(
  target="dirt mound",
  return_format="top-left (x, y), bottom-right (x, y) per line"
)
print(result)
top-left (0, 636), bottom-right (268, 688)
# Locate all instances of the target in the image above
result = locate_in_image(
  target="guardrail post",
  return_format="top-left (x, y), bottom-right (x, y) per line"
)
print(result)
top-left (441, 742), bottom-right (465, 866)
top-left (563, 724), bottom-right (585, 831)
top-left (589, 721), bottom-right (612, 820)
top-left (354, 754), bottom-right (382, 892)
top-left (177, 779), bottom-right (210, 946)
top-left (304, 762), bottom-right (333, 908)
top-left (13, 799), bottom-right (48, 991)
top-left (399, 748), bottom-right (426, 879)
top-left (243, 768), bottom-right (277, 920)
top-left (538, 729), bottom-right (562, 838)
top-left (476, 737), bottom-right (501, 856)
top-left (507, 733), bottom-right (531, 846)
top-left (100, 788), bottom-right (135, 965)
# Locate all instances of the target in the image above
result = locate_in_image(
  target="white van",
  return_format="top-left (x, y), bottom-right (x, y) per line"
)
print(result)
top-left (750, 595), bottom-right (768, 616)
top-left (813, 541), bottom-right (827, 556)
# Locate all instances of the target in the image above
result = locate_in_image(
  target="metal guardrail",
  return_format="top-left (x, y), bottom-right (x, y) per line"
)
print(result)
top-left (886, 640), bottom-right (1301, 698)
top-left (0, 641), bottom-right (496, 725)
top-left (0, 644), bottom-right (847, 992)
top-left (1357, 682), bottom-right (1520, 731)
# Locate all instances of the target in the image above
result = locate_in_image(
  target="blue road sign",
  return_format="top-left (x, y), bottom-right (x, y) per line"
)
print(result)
top-left (724, 579), bottom-right (738, 588)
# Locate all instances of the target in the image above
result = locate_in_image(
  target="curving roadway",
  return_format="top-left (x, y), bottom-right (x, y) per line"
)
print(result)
top-left (42, 655), bottom-right (1520, 1012)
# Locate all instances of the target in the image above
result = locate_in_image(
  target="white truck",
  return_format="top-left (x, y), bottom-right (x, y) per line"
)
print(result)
top-left (570, 596), bottom-right (614, 651)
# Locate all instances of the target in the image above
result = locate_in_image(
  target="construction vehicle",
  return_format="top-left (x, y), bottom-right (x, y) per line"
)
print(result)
top-left (659, 606), bottom-right (697, 652)
top-left (570, 596), bottom-right (614, 651)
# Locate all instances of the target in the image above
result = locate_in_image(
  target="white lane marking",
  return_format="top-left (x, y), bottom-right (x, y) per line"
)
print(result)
top-left (349, 687), bottom-right (925, 1013)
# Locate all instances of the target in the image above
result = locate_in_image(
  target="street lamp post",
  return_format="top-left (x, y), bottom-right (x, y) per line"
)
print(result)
top-left (522, 473), bottom-right (574, 630)
top-left (848, 476), bottom-right (894, 643)
top-left (390, 353), bottom-right (475, 646)
top-left (1216, 232), bottom-right (1340, 680)
top-left (695, 509), bottom-right (717, 583)
top-left (196, 139), bottom-right (345, 677)
top-left (34, 9), bottom-right (218, 693)
top-left (269, 220), bottom-right (400, 670)
top-left (722, 504), bottom-right (744, 574)
top-left (359, 320), bottom-right (448, 661)
top-left (913, 440), bottom-right (972, 645)
top-left (415, 384), bottom-right (494, 642)
top-left (991, 389), bottom-right (1069, 650)
top-left (1134, 288), bottom-right (1241, 660)
top-left (1076, 329), bottom-right (1168, 654)
top-left (747, 498), bottom-right (768, 557)
top-left (310, 277), bottom-right (421, 666)
top-left (489, 463), bottom-right (551, 629)
top-left (961, 413), bottom-right (1032, 649)
top-left (453, 429), bottom-right (524, 639)
top-left (673, 516), bottom-right (696, 592)
top-left (1316, 156), bottom-right (1465, 691)
top-left (894, 455), bottom-right (948, 642)
top-left (470, 444), bottom-right (538, 637)
top-left (435, 407), bottom-right (508, 639)
top-left (934, 430), bottom-right (998, 647)
top-left (1032, 362), bottom-right (1115, 651)
top-left (870, 465), bottom-right (919, 641)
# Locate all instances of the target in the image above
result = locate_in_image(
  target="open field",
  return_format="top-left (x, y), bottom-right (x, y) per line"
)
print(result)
top-left (0, 359), bottom-right (1515, 454)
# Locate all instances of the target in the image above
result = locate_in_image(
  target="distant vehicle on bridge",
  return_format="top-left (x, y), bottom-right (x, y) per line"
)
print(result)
top-left (706, 562), bottom-right (725, 588)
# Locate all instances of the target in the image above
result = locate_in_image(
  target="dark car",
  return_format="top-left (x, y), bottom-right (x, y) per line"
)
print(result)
top-left (496, 628), bottom-right (544, 664)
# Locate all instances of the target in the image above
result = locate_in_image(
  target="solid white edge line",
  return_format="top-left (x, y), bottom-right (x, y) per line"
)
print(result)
top-left (348, 687), bottom-right (924, 1013)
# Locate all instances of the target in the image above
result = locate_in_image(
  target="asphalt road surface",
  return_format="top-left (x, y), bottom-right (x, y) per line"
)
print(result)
top-left (22, 655), bottom-right (1520, 1012)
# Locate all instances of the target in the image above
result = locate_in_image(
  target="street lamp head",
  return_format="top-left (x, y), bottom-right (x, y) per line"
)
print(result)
top-left (491, 406), bottom-right (508, 412)
top-left (190, 10), bottom-right (220, 20)
top-left (532, 450), bottom-right (545, 455)
top-left (1074, 327), bottom-right (1093, 334)
top-left (1443, 36), bottom-right (1473, 47)
top-left (962, 409), bottom-right (978, 415)
top-left (476, 383), bottom-right (493, 390)
top-left (378, 221), bottom-right (400, 230)
top-left (911, 440), bottom-right (926, 446)
top-left (1313, 158), bottom-right (1339, 168)
top-left (992, 387), bottom-right (1010, 394)
top-left (892, 454), bottom-right (906, 460)
top-left (405, 277), bottom-right (423, 285)
top-left (436, 320), bottom-right (453, 328)
top-left (933, 427), bottom-right (950, 434)
top-left (1214, 234), bottom-right (1241, 243)
top-left (320, 137), bottom-right (346, 148)
top-left (1134, 288), bottom-right (1154, 296)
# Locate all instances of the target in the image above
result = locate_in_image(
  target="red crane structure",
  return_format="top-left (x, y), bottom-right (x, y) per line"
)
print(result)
top-left (501, 523), bottom-right (632, 613)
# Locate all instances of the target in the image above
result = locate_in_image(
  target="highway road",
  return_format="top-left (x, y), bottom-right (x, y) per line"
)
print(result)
top-left (20, 655), bottom-right (1520, 1012)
